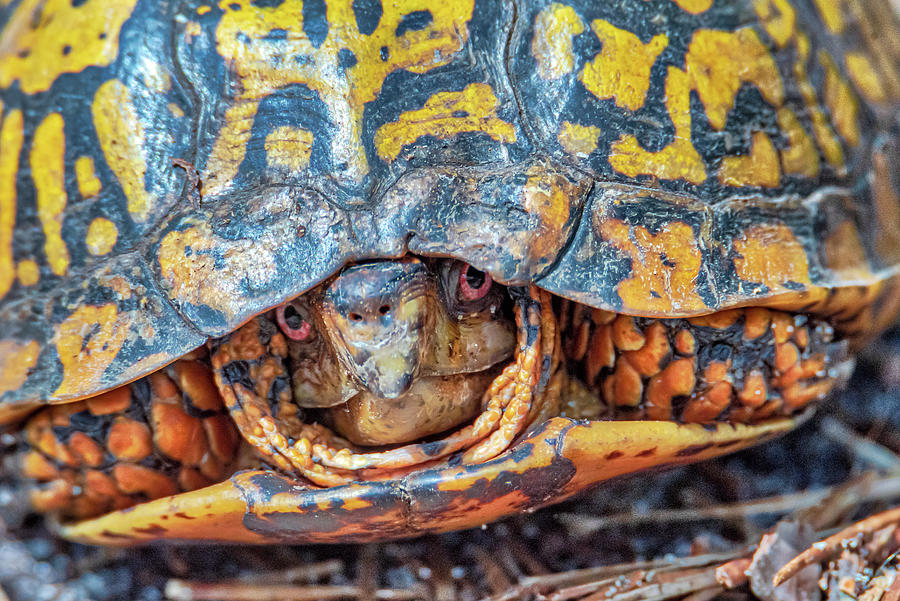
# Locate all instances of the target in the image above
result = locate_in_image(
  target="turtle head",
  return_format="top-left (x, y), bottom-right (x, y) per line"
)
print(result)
top-left (316, 259), bottom-right (432, 399)
top-left (277, 257), bottom-right (516, 445)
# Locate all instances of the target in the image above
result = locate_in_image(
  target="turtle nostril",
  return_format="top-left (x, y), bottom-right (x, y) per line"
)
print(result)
top-left (378, 304), bottom-right (391, 316)
top-left (349, 312), bottom-right (363, 322)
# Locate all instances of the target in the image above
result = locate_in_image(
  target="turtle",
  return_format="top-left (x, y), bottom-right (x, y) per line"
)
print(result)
top-left (0, 0), bottom-right (899, 547)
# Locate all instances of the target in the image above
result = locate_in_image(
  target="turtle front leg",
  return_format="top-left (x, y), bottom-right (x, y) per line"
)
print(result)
top-left (208, 285), bottom-right (560, 485)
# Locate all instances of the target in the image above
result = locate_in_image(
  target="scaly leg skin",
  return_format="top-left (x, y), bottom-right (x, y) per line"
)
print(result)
top-left (557, 303), bottom-right (852, 424)
top-left (20, 355), bottom-right (241, 520)
top-left (209, 286), bottom-right (558, 486)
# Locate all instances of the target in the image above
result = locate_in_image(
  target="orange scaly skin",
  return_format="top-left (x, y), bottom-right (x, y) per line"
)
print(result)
top-left (21, 358), bottom-right (240, 521)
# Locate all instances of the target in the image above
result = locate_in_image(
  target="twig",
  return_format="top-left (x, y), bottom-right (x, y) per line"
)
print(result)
top-left (715, 557), bottom-right (752, 589)
top-left (237, 559), bottom-right (345, 583)
top-left (774, 507), bottom-right (900, 586)
top-left (559, 473), bottom-right (900, 534)
top-left (821, 417), bottom-right (900, 471)
top-left (165, 580), bottom-right (426, 601)
top-left (480, 551), bottom-right (745, 601)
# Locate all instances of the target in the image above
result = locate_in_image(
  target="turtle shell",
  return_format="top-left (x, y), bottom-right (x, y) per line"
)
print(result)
top-left (1, 0), bottom-right (899, 409)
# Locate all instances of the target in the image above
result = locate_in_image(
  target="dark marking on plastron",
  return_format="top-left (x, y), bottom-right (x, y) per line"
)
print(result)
top-left (715, 439), bottom-right (743, 449)
top-left (100, 530), bottom-right (136, 540)
top-left (675, 442), bottom-right (715, 457)
top-left (132, 524), bottom-right (167, 536)
top-left (242, 481), bottom-right (406, 539)
top-left (243, 471), bottom-right (301, 506)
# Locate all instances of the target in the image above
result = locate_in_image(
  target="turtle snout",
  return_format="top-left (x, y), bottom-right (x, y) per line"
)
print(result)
top-left (319, 259), bottom-right (432, 399)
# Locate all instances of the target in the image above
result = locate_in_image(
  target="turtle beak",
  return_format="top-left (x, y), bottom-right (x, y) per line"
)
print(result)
top-left (317, 259), bottom-right (433, 399)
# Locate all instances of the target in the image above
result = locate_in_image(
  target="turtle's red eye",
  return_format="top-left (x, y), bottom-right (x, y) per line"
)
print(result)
top-left (276, 304), bottom-right (313, 341)
top-left (458, 263), bottom-right (492, 301)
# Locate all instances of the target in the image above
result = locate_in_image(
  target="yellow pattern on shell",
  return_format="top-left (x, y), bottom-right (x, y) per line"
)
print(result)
top-left (686, 28), bottom-right (783, 131)
top-left (579, 20), bottom-right (668, 111)
top-left (85, 218), bottom-right (119, 256)
top-left (157, 227), bottom-right (277, 320)
top-left (17, 260), bottom-right (39, 287)
top-left (776, 107), bottom-right (820, 178)
top-left (53, 304), bottom-right (130, 398)
top-left (599, 219), bottom-right (708, 314)
top-left (92, 79), bottom-right (152, 221)
top-left (810, 0), bottom-right (845, 33)
top-left (732, 224), bottom-right (826, 305)
top-left (607, 27), bottom-right (783, 184)
top-left (0, 0), bottom-right (138, 94)
top-left (845, 52), bottom-right (888, 103)
top-left (0, 340), bottom-right (39, 397)
top-left (206, 0), bottom-right (475, 195)
top-left (31, 113), bottom-right (70, 277)
top-left (265, 126), bottom-right (314, 171)
top-left (168, 103), bottom-right (186, 118)
top-left (872, 151), bottom-right (900, 265)
top-left (374, 84), bottom-right (515, 162)
top-left (668, 0), bottom-right (713, 14)
top-left (206, 102), bottom-right (257, 195)
top-left (75, 157), bottom-right (102, 199)
top-left (142, 61), bottom-right (171, 94)
top-left (609, 67), bottom-right (706, 184)
top-left (718, 132), bottom-right (781, 188)
top-left (531, 4), bottom-right (585, 80)
top-left (0, 107), bottom-right (23, 300)
top-left (752, 0), bottom-right (795, 48)
top-left (819, 51), bottom-right (859, 148)
top-left (523, 166), bottom-right (573, 264)
top-left (557, 121), bottom-right (603, 157)
top-left (794, 33), bottom-right (844, 171)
